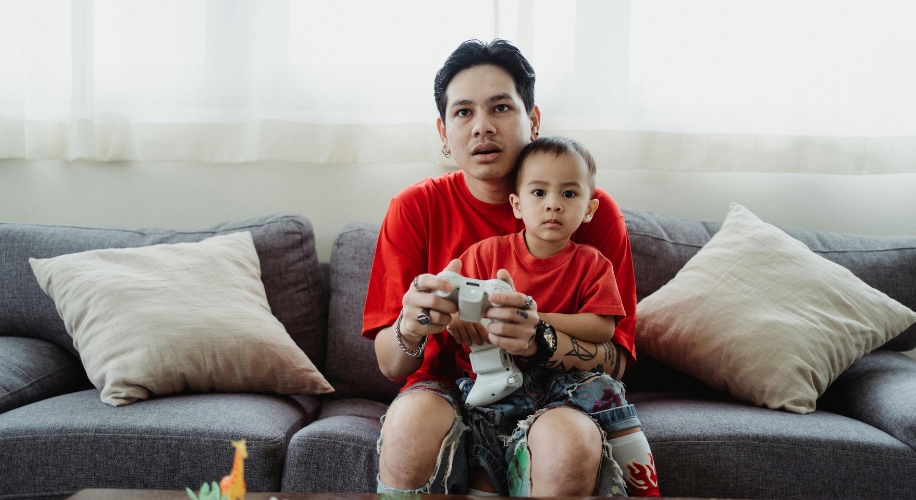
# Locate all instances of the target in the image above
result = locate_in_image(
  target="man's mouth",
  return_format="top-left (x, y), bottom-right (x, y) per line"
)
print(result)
top-left (471, 143), bottom-right (502, 162)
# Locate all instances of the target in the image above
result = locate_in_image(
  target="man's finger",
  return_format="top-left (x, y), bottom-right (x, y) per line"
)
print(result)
top-left (495, 268), bottom-right (515, 290)
top-left (444, 258), bottom-right (462, 273)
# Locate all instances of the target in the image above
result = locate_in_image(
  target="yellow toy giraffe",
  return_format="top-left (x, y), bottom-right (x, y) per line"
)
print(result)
top-left (220, 439), bottom-right (248, 500)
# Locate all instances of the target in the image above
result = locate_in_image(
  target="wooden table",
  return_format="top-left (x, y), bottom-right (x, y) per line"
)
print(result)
top-left (68, 489), bottom-right (714, 500)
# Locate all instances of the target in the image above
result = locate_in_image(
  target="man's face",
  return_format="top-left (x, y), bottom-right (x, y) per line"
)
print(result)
top-left (437, 65), bottom-right (539, 184)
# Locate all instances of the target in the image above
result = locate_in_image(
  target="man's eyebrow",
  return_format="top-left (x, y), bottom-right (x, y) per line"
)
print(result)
top-left (449, 93), bottom-right (514, 108)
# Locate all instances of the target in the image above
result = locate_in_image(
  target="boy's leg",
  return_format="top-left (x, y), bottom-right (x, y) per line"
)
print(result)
top-left (377, 381), bottom-right (469, 494)
top-left (608, 428), bottom-right (660, 497)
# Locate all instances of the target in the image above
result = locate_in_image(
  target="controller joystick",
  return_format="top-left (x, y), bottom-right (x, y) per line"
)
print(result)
top-left (435, 272), bottom-right (523, 406)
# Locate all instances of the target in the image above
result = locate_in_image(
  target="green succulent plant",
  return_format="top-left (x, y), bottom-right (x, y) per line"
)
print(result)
top-left (186, 481), bottom-right (227, 500)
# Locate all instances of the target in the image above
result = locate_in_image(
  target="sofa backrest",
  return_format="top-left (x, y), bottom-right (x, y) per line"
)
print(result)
top-left (326, 208), bottom-right (916, 398)
top-left (622, 207), bottom-right (916, 353)
top-left (0, 214), bottom-right (329, 371)
top-left (324, 222), bottom-right (402, 402)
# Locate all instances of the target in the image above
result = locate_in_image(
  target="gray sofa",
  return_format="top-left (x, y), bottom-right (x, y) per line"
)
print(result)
top-left (2, 209), bottom-right (915, 499)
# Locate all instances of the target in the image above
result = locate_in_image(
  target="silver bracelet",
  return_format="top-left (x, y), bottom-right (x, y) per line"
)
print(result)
top-left (395, 310), bottom-right (428, 358)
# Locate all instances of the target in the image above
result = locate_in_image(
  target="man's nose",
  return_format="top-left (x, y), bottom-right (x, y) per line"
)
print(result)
top-left (471, 112), bottom-right (496, 136)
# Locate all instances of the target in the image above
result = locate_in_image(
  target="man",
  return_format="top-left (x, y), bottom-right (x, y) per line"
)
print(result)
top-left (362, 39), bottom-right (653, 496)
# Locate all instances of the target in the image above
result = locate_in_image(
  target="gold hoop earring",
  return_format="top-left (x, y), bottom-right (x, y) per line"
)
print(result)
top-left (442, 146), bottom-right (451, 158)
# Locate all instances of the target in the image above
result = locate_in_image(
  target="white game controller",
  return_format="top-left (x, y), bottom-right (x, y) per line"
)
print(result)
top-left (434, 272), bottom-right (523, 406)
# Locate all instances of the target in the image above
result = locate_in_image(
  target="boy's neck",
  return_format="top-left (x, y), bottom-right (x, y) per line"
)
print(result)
top-left (523, 230), bottom-right (572, 259)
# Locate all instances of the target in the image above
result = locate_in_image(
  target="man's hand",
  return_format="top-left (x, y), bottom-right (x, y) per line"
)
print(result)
top-left (482, 268), bottom-right (540, 356)
top-left (397, 259), bottom-right (463, 348)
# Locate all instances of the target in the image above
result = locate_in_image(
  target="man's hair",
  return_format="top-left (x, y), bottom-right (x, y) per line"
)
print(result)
top-left (434, 39), bottom-right (536, 122)
top-left (514, 136), bottom-right (597, 197)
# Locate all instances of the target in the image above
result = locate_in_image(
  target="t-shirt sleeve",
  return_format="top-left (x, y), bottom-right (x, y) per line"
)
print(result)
top-left (573, 190), bottom-right (638, 362)
top-left (362, 190), bottom-right (429, 340)
top-left (576, 252), bottom-right (627, 319)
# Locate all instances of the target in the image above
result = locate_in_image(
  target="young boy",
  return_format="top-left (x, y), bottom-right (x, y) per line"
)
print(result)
top-left (450, 136), bottom-right (661, 497)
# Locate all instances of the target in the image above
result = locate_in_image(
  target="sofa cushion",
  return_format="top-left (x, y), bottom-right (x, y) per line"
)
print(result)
top-left (635, 204), bottom-right (916, 413)
top-left (0, 390), bottom-right (314, 499)
top-left (629, 392), bottom-right (916, 499)
top-left (282, 399), bottom-right (387, 493)
top-left (28, 232), bottom-right (333, 407)
top-left (0, 337), bottom-right (92, 414)
top-left (325, 222), bottom-right (402, 402)
top-left (819, 350), bottom-right (916, 450)
top-left (623, 206), bottom-right (916, 352)
top-left (0, 214), bottom-right (328, 371)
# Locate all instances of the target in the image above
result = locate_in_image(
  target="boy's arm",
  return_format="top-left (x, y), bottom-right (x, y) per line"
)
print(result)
top-left (539, 312), bottom-right (617, 344)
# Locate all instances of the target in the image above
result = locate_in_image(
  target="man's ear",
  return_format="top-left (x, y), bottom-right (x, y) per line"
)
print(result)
top-left (583, 198), bottom-right (599, 223)
top-left (437, 117), bottom-right (448, 150)
top-left (509, 193), bottom-right (523, 219)
top-left (529, 105), bottom-right (541, 141)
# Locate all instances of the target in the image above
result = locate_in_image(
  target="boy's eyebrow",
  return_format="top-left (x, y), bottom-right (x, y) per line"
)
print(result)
top-left (524, 179), bottom-right (585, 188)
top-left (449, 93), bottom-right (514, 109)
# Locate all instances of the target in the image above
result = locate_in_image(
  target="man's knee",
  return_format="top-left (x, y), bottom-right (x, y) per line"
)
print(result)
top-left (379, 391), bottom-right (459, 489)
top-left (527, 407), bottom-right (602, 496)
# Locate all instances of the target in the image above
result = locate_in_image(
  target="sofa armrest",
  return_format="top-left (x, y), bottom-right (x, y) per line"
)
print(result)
top-left (819, 350), bottom-right (916, 450)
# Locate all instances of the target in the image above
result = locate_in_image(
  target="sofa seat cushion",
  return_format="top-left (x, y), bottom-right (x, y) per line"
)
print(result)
top-left (629, 392), bottom-right (916, 499)
top-left (0, 337), bottom-right (92, 414)
top-left (282, 398), bottom-right (389, 493)
top-left (0, 390), bottom-right (314, 499)
top-left (0, 214), bottom-right (327, 370)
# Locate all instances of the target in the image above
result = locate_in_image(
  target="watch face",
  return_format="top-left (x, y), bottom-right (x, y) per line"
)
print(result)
top-left (541, 323), bottom-right (558, 350)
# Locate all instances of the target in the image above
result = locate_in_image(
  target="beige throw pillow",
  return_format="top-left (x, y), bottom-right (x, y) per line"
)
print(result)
top-left (29, 231), bottom-right (334, 406)
top-left (636, 204), bottom-right (916, 414)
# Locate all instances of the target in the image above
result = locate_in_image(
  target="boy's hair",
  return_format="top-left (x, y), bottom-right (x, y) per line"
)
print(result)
top-left (514, 136), bottom-right (597, 197)
top-left (434, 39), bottom-right (536, 123)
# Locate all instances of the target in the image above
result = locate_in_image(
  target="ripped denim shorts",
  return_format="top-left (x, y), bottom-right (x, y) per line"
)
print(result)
top-left (377, 366), bottom-right (640, 497)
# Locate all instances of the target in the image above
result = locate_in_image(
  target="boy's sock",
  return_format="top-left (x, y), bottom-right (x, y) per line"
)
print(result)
top-left (609, 431), bottom-right (661, 497)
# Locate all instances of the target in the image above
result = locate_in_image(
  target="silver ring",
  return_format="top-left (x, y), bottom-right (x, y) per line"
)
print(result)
top-left (446, 325), bottom-right (452, 334)
top-left (413, 276), bottom-right (429, 293)
top-left (417, 311), bottom-right (431, 326)
top-left (523, 295), bottom-right (534, 310)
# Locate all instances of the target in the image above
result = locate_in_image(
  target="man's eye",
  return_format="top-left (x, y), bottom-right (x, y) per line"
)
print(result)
top-left (456, 109), bottom-right (470, 117)
top-left (494, 104), bottom-right (510, 113)
top-left (532, 189), bottom-right (546, 197)
top-left (562, 191), bottom-right (577, 198)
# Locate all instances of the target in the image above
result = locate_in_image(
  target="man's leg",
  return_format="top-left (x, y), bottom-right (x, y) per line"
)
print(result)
top-left (378, 387), bottom-right (468, 493)
top-left (527, 406), bottom-right (604, 496)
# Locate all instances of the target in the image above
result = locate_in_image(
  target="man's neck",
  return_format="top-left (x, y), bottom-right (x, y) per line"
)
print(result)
top-left (464, 175), bottom-right (513, 205)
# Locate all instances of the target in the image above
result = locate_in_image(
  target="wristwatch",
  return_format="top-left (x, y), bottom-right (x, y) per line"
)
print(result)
top-left (520, 320), bottom-right (557, 366)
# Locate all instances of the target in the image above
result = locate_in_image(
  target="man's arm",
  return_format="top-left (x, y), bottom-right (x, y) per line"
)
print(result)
top-left (373, 260), bottom-right (461, 381)
top-left (538, 329), bottom-right (627, 379)
top-left (538, 312), bottom-right (616, 344)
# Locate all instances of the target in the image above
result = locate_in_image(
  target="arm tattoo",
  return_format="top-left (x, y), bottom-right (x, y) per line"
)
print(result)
top-left (609, 342), bottom-right (622, 380)
top-left (565, 338), bottom-right (597, 361)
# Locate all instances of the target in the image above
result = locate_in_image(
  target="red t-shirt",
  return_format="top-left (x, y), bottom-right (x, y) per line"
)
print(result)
top-left (454, 230), bottom-right (627, 378)
top-left (362, 171), bottom-right (637, 390)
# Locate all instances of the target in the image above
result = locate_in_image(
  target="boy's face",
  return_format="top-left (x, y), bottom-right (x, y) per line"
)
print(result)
top-left (510, 151), bottom-right (599, 257)
top-left (437, 65), bottom-right (540, 185)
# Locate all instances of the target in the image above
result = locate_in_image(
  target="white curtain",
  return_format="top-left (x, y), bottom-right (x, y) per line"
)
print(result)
top-left (1, 0), bottom-right (915, 173)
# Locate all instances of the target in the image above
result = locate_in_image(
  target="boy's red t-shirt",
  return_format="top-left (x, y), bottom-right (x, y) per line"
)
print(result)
top-left (454, 230), bottom-right (627, 378)
top-left (362, 171), bottom-right (637, 390)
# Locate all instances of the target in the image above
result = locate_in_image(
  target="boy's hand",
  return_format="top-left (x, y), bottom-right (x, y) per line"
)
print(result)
top-left (447, 317), bottom-right (489, 346)
top-left (484, 268), bottom-right (540, 356)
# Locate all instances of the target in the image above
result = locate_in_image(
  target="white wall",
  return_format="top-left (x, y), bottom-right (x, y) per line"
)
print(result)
top-left (2, 158), bottom-right (915, 359)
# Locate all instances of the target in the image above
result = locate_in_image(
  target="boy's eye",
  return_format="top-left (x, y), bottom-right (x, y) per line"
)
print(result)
top-left (562, 190), bottom-right (577, 198)
top-left (532, 189), bottom-right (546, 197)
